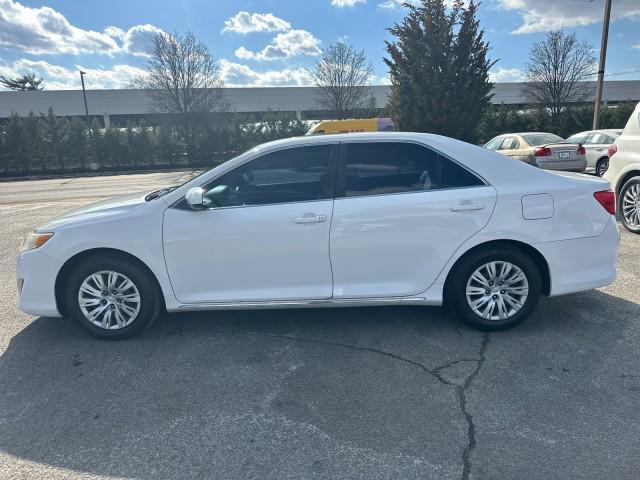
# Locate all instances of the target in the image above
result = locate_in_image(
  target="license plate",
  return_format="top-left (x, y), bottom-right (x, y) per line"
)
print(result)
top-left (558, 151), bottom-right (570, 159)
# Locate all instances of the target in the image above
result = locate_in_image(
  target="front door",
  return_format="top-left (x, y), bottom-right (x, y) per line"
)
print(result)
top-left (163, 144), bottom-right (337, 304)
top-left (330, 141), bottom-right (497, 298)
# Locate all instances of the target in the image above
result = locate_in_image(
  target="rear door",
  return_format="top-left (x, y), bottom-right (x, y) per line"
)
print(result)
top-left (329, 141), bottom-right (497, 298)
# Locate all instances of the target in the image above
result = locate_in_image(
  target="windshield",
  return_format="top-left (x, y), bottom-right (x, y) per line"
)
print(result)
top-left (523, 133), bottom-right (564, 146)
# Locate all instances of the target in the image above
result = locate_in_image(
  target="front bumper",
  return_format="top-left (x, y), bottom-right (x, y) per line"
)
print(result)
top-left (16, 248), bottom-right (63, 317)
top-left (534, 216), bottom-right (619, 297)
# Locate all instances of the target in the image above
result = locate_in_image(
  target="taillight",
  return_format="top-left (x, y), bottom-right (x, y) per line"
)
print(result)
top-left (593, 190), bottom-right (615, 215)
top-left (577, 144), bottom-right (585, 155)
top-left (608, 144), bottom-right (617, 158)
top-left (534, 147), bottom-right (551, 156)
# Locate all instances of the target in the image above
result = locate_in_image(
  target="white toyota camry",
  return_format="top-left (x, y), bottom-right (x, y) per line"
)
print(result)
top-left (17, 132), bottom-right (619, 339)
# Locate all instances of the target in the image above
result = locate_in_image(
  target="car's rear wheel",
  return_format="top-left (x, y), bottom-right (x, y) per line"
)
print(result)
top-left (64, 254), bottom-right (159, 339)
top-left (447, 246), bottom-right (542, 331)
top-left (619, 177), bottom-right (640, 234)
top-left (596, 157), bottom-right (609, 177)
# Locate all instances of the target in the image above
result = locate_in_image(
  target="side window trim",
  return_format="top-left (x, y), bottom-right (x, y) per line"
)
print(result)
top-left (334, 140), bottom-right (488, 200)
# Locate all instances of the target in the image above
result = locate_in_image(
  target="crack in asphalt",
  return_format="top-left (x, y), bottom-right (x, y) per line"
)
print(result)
top-left (459, 332), bottom-right (490, 480)
top-left (231, 327), bottom-right (491, 480)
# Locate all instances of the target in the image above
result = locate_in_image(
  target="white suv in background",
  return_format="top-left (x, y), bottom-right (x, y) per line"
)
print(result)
top-left (566, 129), bottom-right (622, 177)
top-left (604, 102), bottom-right (640, 233)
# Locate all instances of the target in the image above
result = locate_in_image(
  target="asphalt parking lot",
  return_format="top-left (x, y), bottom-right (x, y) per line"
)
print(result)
top-left (1, 171), bottom-right (639, 480)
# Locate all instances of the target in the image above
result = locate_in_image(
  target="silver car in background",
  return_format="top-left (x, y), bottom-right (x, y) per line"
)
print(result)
top-left (565, 129), bottom-right (622, 177)
top-left (484, 132), bottom-right (587, 172)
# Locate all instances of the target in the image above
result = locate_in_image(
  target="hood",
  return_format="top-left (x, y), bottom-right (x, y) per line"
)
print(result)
top-left (37, 191), bottom-right (152, 231)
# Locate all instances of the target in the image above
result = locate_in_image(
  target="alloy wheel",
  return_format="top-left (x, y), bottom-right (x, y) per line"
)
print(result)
top-left (597, 159), bottom-right (608, 177)
top-left (622, 183), bottom-right (640, 228)
top-left (77, 270), bottom-right (141, 329)
top-left (465, 261), bottom-right (529, 321)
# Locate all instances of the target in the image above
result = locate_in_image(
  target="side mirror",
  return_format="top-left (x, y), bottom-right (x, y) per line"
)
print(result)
top-left (185, 187), bottom-right (205, 210)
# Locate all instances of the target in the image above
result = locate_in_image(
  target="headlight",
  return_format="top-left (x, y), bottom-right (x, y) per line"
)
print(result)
top-left (20, 232), bottom-right (54, 252)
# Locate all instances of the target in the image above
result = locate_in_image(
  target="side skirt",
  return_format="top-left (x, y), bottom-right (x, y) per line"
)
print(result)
top-left (169, 296), bottom-right (439, 312)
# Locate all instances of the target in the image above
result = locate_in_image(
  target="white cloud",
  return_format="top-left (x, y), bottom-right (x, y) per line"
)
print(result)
top-left (498, 0), bottom-right (640, 34)
top-left (378, 0), bottom-right (420, 9)
top-left (0, 0), bottom-right (165, 57)
top-left (489, 67), bottom-right (525, 82)
top-left (219, 59), bottom-right (312, 87)
top-left (121, 24), bottom-right (164, 56)
top-left (331, 0), bottom-right (366, 7)
top-left (0, 0), bottom-right (120, 54)
top-left (371, 75), bottom-right (391, 85)
top-left (104, 26), bottom-right (126, 41)
top-left (0, 58), bottom-right (146, 90)
top-left (222, 12), bottom-right (291, 34)
top-left (234, 29), bottom-right (321, 61)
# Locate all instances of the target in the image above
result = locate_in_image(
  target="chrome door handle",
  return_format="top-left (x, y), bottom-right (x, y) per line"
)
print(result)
top-left (294, 214), bottom-right (327, 224)
top-left (450, 202), bottom-right (484, 212)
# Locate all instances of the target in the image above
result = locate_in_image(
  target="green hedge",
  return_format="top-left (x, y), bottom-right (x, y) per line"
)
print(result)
top-left (477, 102), bottom-right (636, 144)
top-left (1, 102), bottom-right (636, 176)
top-left (0, 108), bottom-right (307, 176)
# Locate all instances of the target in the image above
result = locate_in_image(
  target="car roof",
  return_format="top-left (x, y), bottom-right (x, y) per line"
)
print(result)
top-left (571, 129), bottom-right (622, 136)
top-left (493, 132), bottom-right (558, 138)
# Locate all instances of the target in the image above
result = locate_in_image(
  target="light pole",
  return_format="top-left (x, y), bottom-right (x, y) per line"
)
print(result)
top-left (79, 70), bottom-right (90, 127)
top-left (593, 0), bottom-right (613, 130)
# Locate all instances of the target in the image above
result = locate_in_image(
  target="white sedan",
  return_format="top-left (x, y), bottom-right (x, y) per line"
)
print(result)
top-left (566, 129), bottom-right (622, 176)
top-left (17, 133), bottom-right (619, 339)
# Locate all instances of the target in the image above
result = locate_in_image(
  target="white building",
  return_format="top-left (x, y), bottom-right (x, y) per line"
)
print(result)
top-left (0, 81), bottom-right (638, 127)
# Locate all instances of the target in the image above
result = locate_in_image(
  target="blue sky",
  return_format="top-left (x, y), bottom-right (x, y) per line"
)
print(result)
top-left (0, 0), bottom-right (638, 90)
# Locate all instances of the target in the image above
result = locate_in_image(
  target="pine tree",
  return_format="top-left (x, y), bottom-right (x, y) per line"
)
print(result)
top-left (384, 0), bottom-right (494, 142)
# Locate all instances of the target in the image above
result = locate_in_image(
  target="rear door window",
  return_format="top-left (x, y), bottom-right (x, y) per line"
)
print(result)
top-left (340, 142), bottom-right (484, 198)
top-left (500, 137), bottom-right (520, 150)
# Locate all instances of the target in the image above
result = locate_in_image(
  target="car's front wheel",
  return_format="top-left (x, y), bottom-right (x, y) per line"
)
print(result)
top-left (619, 177), bottom-right (640, 234)
top-left (447, 246), bottom-right (542, 331)
top-left (64, 254), bottom-right (160, 339)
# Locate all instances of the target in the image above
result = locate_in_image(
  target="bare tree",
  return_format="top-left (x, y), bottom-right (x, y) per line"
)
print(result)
top-left (0, 73), bottom-right (44, 91)
top-left (137, 31), bottom-right (225, 162)
top-left (310, 42), bottom-right (374, 119)
top-left (525, 30), bottom-right (595, 130)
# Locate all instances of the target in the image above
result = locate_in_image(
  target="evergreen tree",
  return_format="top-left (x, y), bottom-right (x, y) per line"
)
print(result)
top-left (384, 0), bottom-right (494, 142)
top-left (64, 118), bottom-right (88, 170)
top-left (0, 73), bottom-right (44, 91)
top-left (41, 107), bottom-right (66, 170)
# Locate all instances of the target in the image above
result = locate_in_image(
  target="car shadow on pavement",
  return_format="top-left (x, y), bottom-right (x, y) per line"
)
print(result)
top-left (1, 289), bottom-right (638, 479)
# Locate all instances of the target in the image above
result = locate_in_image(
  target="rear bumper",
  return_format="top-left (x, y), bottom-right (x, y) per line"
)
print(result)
top-left (16, 248), bottom-right (62, 317)
top-left (534, 216), bottom-right (619, 297)
top-left (536, 157), bottom-right (587, 172)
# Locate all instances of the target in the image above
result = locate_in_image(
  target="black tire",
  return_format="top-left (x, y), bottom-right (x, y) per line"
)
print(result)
top-left (596, 157), bottom-right (609, 177)
top-left (618, 176), bottom-right (640, 234)
top-left (446, 246), bottom-right (542, 331)
top-left (64, 253), bottom-right (160, 339)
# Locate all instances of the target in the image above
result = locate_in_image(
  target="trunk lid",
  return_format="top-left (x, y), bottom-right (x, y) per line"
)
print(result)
top-left (542, 143), bottom-right (583, 162)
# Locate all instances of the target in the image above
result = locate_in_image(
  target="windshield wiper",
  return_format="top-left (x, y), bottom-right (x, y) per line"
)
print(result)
top-left (145, 186), bottom-right (178, 201)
